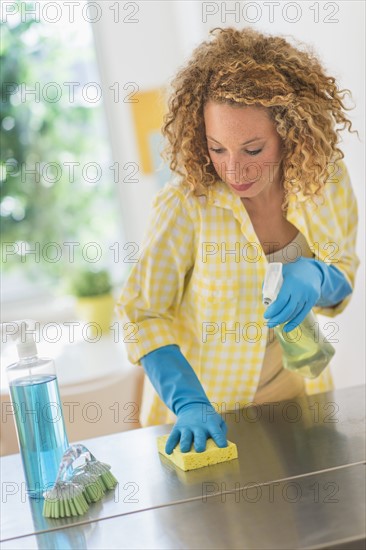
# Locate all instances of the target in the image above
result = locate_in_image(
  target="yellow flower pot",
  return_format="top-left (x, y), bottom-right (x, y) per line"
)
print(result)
top-left (75, 293), bottom-right (115, 337)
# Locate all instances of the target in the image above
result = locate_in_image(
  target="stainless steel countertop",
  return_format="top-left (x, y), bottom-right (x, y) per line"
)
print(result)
top-left (1, 385), bottom-right (365, 549)
top-left (2, 465), bottom-right (365, 549)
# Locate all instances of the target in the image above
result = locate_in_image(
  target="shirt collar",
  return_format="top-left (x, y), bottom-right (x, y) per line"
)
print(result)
top-left (206, 181), bottom-right (261, 244)
top-left (206, 179), bottom-right (317, 245)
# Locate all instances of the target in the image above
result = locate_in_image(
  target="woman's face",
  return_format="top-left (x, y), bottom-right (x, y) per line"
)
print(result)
top-left (203, 101), bottom-right (284, 200)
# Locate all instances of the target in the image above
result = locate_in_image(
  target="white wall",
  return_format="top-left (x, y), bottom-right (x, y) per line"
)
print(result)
top-left (90, 1), bottom-right (204, 245)
top-left (91, 1), bottom-right (365, 389)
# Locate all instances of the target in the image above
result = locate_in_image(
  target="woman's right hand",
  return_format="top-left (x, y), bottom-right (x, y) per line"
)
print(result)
top-left (140, 344), bottom-right (228, 454)
top-left (165, 403), bottom-right (228, 454)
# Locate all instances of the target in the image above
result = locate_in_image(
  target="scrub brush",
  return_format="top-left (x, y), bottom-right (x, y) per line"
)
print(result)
top-left (43, 447), bottom-right (89, 519)
top-left (42, 444), bottom-right (118, 518)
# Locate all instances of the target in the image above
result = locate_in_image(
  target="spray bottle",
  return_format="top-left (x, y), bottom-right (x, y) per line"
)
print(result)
top-left (3, 320), bottom-right (69, 498)
top-left (262, 263), bottom-right (335, 378)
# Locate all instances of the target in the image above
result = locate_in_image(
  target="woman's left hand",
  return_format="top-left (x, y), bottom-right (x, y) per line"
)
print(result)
top-left (263, 257), bottom-right (324, 332)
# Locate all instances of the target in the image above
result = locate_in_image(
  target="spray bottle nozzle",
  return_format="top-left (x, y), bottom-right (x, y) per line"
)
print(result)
top-left (262, 263), bottom-right (284, 306)
top-left (0, 319), bottom-right (38, 360)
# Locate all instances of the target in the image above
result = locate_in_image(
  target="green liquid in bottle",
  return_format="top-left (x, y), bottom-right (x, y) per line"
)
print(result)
top-left (274, 311), bottom-right (335, 379)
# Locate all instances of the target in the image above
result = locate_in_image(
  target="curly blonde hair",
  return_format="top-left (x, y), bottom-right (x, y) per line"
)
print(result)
top-left (161, 27), bottom-right (358, 209)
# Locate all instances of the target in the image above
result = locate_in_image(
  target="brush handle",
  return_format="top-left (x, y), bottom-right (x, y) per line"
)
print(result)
top-left (68, 443), bottom-right (100, 465)
top-left (54, 443), bottom-right (95, 484)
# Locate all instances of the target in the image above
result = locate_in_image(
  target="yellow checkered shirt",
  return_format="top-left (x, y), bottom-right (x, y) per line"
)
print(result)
top-left (116, 159), bottom-right (360, 426)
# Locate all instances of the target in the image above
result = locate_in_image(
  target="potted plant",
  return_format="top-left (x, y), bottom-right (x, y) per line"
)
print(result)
top-left (69, 268), bottom-right (115, 337)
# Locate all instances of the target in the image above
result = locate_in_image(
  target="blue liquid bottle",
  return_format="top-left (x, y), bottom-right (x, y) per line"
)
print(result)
top-left (5, 320), bottom-right (69, 498)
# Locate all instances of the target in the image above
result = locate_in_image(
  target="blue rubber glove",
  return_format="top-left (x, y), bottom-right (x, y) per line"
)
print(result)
top-left (140, 344), bottom-right (228, 454)
top-left (264, 257), bottom-right (352, 332)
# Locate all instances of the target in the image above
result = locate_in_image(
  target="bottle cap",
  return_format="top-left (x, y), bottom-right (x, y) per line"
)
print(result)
top-left (262, 263), bottom-right (283, 306)
top-left (1, 319), bottom-right (38, 360)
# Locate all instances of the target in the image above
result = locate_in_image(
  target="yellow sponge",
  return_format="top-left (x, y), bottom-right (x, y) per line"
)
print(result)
top-left (157, 435), bottom-right (238, 471)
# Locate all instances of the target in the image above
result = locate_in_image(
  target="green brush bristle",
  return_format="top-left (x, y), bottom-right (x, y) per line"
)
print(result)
top-left (43, 482), bottom-right (89, 519)
top-left (85, 477), bottom-right (106, 502)
top-left (84, 478), bottom-right (105, 503)
top-left (100, 470), bottom-right (118, 491)
top-left (83, 460), bottom-right (118, 490)
top-left (71, 471), bottom-right (105, 503)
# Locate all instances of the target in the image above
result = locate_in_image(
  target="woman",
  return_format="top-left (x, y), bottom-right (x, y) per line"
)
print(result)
top-left (116, 27), bottom-right (359, 454)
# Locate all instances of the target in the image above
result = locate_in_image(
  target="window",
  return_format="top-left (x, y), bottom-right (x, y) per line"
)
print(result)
top-left (1, 1), bottom-right (125, 313)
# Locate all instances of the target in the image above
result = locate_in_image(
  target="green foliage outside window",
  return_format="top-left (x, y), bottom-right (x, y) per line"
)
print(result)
top-left (0, 6), bottom-right (120, 292)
